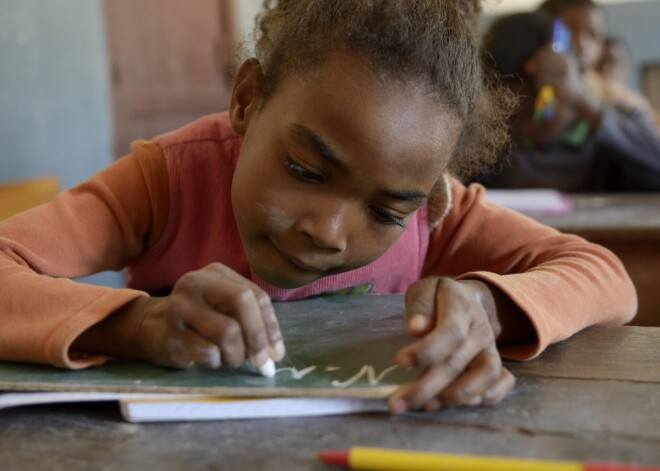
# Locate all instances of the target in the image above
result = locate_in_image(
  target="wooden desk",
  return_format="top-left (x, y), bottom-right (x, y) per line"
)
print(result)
top-left (535, 193), bottom-right (660, 327)
top-left (0, 297), bottom-right (658, 470)
top-left (0, 176), bottom-right (59, 221)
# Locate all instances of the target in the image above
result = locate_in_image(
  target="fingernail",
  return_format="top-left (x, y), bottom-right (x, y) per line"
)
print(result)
top-left (389, 398), bottom-right (408, 415)
top-left (424, 398), bottom-right (442, 411)
top-left (203, 349), bottom-right (221, 369)
top-left (273, 341), bottom-right (286, 360)
top-left (397, 354), bottom-right (414, 368)
top-left (467, 395), bottom-right (482, 406)
top-left (483, 389), bottom-right (497, 402)
top-left (409, 314), bottom-right (428, 333)
top-left (252, 349), bottom-right (269, 367)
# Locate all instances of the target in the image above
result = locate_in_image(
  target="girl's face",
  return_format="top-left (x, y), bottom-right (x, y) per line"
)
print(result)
top-left (598, 42), bottom-right (629, 84)
top-left (229, 54), bottom-right (461, 288)
top-left (560, 4), bottom-right (606, 73)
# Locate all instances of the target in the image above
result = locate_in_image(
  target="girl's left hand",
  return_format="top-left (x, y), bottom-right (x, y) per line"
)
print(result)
top-left (388, 277), bottom-right (515, 414)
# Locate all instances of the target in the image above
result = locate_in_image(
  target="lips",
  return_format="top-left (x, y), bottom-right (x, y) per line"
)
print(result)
top-left (270, 239), bottom-right (328, 272)
top-left (285, 254), bottom-right (325, 272)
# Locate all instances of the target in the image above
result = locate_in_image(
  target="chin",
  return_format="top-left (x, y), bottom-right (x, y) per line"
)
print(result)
top-left (253, 265), bottom-right (323, 289)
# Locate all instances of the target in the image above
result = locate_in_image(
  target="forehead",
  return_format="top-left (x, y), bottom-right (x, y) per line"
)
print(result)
top-left (561, 4), bottom-right (606, 33)
top-left (265, 53), bottom-right (462, 185)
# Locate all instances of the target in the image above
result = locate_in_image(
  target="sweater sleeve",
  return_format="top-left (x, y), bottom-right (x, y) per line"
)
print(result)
top-left (423, 178), bottom-right (637, 361)
top-left (0, 141), bottom-right (170, 368)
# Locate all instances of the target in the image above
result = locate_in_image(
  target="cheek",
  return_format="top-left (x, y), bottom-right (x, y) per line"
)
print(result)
top-left (348, 223), bottom-right (406, 266)
top-left (232, 142), bottom-right (289, 222)
top-left (236, 175), bottom-right (317, 247)
top-left (256, 202), bottom-right (296, 233)
top-left (233, 178), bottom-right (294, 235)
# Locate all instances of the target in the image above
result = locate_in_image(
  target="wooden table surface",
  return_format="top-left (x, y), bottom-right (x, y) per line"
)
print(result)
top-left (0, 176), bottom-right (59, 222)
top-left (1, 301), bottom-right (658, 470)
top-left (535, 193), bottom-right (660, 327)
top-left (534, 193), bottom-right (660, 239)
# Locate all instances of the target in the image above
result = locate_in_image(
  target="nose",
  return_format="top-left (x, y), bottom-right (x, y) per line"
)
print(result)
top-left (574, 33), bottom-right (596, 57)
top-left (295, 199), bottom-right (350, 252)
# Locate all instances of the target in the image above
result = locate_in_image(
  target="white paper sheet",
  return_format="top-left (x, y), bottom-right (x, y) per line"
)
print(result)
top-left (484, 189), bottom-right (573, 215)
top-left (0, 391), bottom-right (195, 409)
top-left (120, 396), bottom-right (388, 422)
top-left (0, 392), bottom-right (388, 423)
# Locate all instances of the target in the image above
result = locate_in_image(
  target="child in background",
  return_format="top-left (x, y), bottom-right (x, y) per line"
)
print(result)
top-left (596, 37), bottom-right (660, 128)
top-left (539, 0), bottom-right (606, 75)
top-left (540, 0), bottom-right (658, 125)
top-left (598, 37), bottom-right (633, 86)
top-left (0, 0), bottom-right (636, 414)
top-left (476, 11), bottom-right (660, 192)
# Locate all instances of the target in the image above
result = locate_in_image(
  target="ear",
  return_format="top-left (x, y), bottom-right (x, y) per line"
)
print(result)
top-left (522, 55), bottom-right (538, 78)
top-left (229, 58), bottom-right (265, 135)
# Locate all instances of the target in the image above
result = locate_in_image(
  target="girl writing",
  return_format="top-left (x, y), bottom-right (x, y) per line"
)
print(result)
top-left (0, 0), bottom-right (635, 414)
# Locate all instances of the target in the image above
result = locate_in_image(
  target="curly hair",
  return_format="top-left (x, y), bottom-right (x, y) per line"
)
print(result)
top-left (252, 0), bottom-right (512, 180)
top-left (482, 12), bottom-right (554, 78)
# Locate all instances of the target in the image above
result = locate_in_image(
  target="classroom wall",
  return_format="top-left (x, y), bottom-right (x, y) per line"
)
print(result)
top-left (0, 0), bottom-right (261, 188)
top-left (0, 0), bottom-right (121, 288)
top-left (481, 0), bottom-right (658, 14)
top-left (0, 0), bottom-right (112, 189)
top-left (0, 0), bottom-right (262, 290)
top-left (602, 0), bottom-right (660, 91)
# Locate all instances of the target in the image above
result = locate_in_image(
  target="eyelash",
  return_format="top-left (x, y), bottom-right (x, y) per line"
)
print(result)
top-left (283, 157), bottom-right (406, 228)
top-left (284, 157), bottom-right (323, 183)
top-left (370, 206), bottom-right (406, 228)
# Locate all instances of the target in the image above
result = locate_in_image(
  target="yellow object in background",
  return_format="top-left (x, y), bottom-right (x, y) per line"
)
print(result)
top-left (0, 176), bottom-right (60, 221)
top-left (534, 84), bottom-right (557, 121)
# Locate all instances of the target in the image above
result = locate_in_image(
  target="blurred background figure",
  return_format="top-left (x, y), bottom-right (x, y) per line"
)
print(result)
top-left (596, 37), bottom-right (660, 127)
top-left (598, 37), bottom-right (632, 85)
top-left (474, 11), bottom-right (660, 192)
top-left (539, 0), bottom-right (606, 74)
top-left (539, 0), bottom-right (658, 125)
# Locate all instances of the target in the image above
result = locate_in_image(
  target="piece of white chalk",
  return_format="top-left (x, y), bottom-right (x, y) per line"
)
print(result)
top-left (256, 357), bottom-right (276, 378)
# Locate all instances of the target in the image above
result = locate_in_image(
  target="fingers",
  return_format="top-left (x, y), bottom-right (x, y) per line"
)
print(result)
top-left (396, 316), bottom-right (475, 368)
top-left (399, 278), bottom-right (492, 369)
top-left (202, 264), bottom-right (285, 363)
top-left (404, 277), bottom-right (441, 336)
top-left (482, 367), bottom-right (516, 405)
top-left (391, 277), bottom-right (514, 414)
top-left (438, 348), bottom-right (508, 407)
top-left (160, 327), bottom-right (221, 369)
top-left (156, 263), bottom-right (285, 370)
top-left (179, 303), bottom-right (246, 368)
top-left (151, 293), bottom-right (243, 369)
top-left (390, 332), bottom-right (491, 412)
top-left (388, 353), bottom-right (515, 414)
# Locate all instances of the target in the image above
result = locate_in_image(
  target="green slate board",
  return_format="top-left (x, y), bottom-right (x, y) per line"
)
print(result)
top-left (0, 294), bottom-right (421, 398)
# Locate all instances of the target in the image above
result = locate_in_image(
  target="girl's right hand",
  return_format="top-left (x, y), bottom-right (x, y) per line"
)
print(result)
top-left (74, 263), bottom-right (286, 369)
top-left (139, 263), bottom-right (285, 369)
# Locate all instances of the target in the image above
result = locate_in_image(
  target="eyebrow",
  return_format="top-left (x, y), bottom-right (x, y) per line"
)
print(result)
top-left (382, 189), bottom-right (428, 206)
top-left (290, 124), bottom-right (347, 171)
top-left (289, 123), bottom-right (428, 206)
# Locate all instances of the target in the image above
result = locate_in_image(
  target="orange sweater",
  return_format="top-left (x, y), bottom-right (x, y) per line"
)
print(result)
top-left (0, 115), bottom-right (637, 369)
